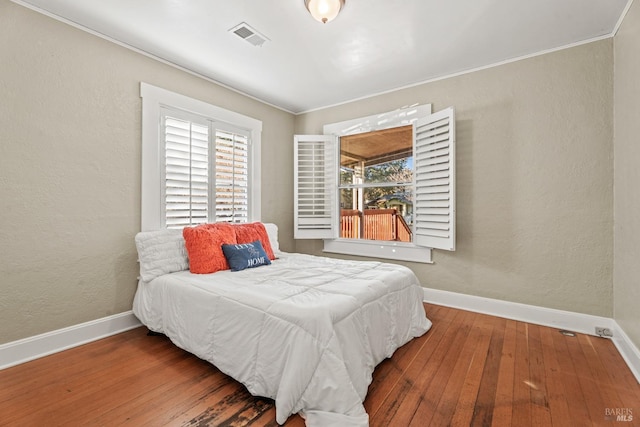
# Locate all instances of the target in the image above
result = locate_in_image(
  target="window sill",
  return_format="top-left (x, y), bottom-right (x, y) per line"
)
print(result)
top-left (323, 239), bottom-right (433, 264)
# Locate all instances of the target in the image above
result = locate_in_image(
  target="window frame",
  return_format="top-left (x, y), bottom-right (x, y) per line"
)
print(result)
top-left (322, 104), bottom-right (435, 263)
top-left (140, 82), bottom-right (262, 231)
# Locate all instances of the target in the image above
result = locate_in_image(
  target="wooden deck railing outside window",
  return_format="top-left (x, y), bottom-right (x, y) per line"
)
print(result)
top-left (340, 209), bottom-right (412, 242)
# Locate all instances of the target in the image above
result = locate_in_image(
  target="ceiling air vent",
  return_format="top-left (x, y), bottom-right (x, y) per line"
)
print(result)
top-left (229, 22), bottom-right (269, 47)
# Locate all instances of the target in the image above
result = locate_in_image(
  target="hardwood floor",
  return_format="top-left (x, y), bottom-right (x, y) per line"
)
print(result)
top-left (1, 304), bottom-right (638, 426)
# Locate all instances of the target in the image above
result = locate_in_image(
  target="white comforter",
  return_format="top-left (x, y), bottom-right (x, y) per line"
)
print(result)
top-left (133, 252), bottom-right (431, 426)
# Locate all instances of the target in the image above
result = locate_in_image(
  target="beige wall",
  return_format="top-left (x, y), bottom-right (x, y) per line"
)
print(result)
top-left (614, 1), bottom-right (640, 349)
top-left (0, 1), bottom-right (295, 344)
top-left (296, 40), bottom-right (615, 317)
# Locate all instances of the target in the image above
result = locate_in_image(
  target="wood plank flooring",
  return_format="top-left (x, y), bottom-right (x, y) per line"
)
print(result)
top-left (1, 304), bottom-right (638, 426)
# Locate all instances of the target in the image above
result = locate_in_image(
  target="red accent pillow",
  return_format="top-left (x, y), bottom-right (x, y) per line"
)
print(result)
top-left (234, 222), bottom-right (276, 260)
top-left (182, 223), bottom-right (237, 274)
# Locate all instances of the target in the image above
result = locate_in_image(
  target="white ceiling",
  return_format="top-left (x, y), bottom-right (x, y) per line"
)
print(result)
top-left (17, 0), bottom-right (631, 113)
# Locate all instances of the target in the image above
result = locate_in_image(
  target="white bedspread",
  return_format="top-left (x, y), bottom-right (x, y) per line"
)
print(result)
top-left (133, 252), bottom-right (431, 426)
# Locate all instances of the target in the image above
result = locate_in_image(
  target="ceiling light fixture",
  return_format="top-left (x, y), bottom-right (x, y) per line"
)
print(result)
top-left (304, 0), bottom-right (345, 24)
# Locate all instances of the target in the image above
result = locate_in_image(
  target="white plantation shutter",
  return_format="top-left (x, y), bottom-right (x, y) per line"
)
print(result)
top-left (294, 135), bottom-right (337, 239)
top-left (214, 127), bottom-right (249, 223)
top-left (413, 107), bottom-right (456, 250)
top-left (163, 114), bottom-right (209, 229)
top-left (161, 108), bottom-right (251, 229)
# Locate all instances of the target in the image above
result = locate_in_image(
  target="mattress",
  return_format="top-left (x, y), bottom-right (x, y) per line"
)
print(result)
top-left (133, 252), bottom-right (431, 426)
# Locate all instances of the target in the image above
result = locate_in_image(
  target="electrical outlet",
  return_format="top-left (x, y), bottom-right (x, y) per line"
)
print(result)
top-left (595, 327), bottom-right (613, 337)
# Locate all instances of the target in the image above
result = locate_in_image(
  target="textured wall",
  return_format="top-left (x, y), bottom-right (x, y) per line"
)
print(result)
top-left (0, 0), bottom-right (622, 345)
top-left (296, 40), bottom-right (614, 317)
top-left (0, 1), bottom-right (295, 344)
top-left (614, 1), bottom-right (640, 349)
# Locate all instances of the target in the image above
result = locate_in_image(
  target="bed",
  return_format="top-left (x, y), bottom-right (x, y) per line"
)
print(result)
top-left (133, 223), bottom-right (431, 426)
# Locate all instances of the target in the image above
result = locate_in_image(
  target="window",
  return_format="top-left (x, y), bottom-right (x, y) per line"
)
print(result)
top-left (294, 105), bottom-right (455, 263)
top-left (213, 126), bottom-right (250, 223)
top-left (162, 111), bottom-right (250, 228)
top-left (339, 125), bottom-right (414, 243)
top-left (141, 83), bottom-right (262, 231)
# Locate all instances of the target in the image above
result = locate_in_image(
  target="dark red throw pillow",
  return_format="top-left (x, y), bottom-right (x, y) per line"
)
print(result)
top-left (183, 222), bottom-right (237, 273)
top-left (233, 222), bottom-right (276, 260)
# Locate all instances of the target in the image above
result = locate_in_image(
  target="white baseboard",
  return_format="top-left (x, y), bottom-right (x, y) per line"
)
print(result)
top-left (423, 288), bottom-right (640, 384)
top-left (611, 321), bottom-right (640, 384)
top-left (0, 311), bottom-right (142, 371)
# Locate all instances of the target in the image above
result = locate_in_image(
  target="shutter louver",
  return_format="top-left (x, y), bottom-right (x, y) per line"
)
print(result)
top-left (294, 135), bottom-right (336, 239)
top-left (414, 107), bottom-right (456, 250)
top-left (164, 116), bottom-right (209, 229)
top-left (215, 129), bottom-right (249, 223)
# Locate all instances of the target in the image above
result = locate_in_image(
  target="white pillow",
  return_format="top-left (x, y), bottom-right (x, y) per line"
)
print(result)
top-left (135, 229), bottom-right (189, 282)
top-left (263, 223), bottom-right (280, 254)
